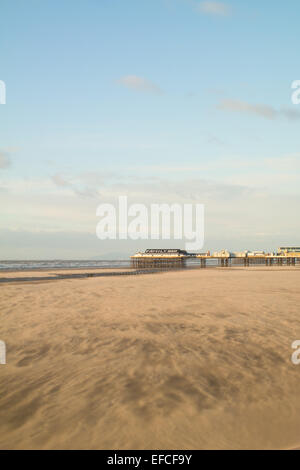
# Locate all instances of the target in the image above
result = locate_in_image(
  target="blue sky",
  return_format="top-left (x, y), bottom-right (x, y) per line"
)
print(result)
top-left (1, 0), bottom-right (300, 258)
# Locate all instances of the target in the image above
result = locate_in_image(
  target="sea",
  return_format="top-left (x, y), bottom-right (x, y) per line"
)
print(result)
top-left (0, 258), bottom-right (216, 272)
top-left (0, 260), bottom-right (131, 272)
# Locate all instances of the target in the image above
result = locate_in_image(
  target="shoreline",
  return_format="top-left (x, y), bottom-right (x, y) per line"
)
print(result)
top-left (0, 264), bottom-right (299, 284)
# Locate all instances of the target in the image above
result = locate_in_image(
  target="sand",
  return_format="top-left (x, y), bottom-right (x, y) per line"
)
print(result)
top-left (1, 266), bottom-right (300, 449)
top-left (0, 267), bottom-right (130, 279)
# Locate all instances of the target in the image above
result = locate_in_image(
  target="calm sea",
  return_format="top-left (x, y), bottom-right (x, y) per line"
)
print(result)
top-left (0, 258), bottom-right (218, 272)
top-left (0, 260), bottom-right (131, 272)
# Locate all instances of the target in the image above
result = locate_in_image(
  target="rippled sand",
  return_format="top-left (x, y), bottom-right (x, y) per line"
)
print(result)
top-left (1, 266), bottom-right (300, 449)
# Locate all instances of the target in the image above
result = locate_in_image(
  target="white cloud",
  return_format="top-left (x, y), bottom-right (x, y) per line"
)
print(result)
top-left (117, 75), bottom-right (163, 95)
top-left (1, 173), bottom-right (300, 258)
top-left (2, 157), bottom-right (300, 258)
top-left (197, 1), bottom-right (231, 16)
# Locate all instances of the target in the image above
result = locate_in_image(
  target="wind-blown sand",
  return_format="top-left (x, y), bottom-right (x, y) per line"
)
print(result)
top-left (1, 266), bottom-right (300, 449)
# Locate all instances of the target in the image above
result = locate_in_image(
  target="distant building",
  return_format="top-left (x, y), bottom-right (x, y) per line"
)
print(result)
top-left (247, 251), bottom-right (265, 257)
top-left (233, 250), bottom-right (250, 258)
top-left (132, 249), bottom-right (188, 258)
top-left (212, 249), bottom-right (232, 258)
top-left (278, 247), bottom-right (300, 256)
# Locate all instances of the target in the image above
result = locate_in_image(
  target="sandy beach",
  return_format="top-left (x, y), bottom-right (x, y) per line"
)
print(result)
top-left (1, 266), bottom-right (300, 449)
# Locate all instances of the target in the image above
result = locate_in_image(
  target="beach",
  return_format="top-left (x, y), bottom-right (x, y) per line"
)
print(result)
top-left (1, 266), bottom-right (300, 449)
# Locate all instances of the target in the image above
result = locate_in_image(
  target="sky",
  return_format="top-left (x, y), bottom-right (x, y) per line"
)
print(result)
top-left (0, 0), bottom-right (300, 259)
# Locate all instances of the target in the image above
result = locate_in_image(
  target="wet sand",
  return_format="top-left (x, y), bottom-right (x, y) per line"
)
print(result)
top-left (1, 266), bottom-right (300, 449)
top-left (0, 267), bottom-right (130, 279)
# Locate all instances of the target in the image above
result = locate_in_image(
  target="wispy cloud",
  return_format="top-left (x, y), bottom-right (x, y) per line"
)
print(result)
top-left (280, 107), bottom-right (300, 121)
top-left (218, 99), bottom-right (300, 121)
top-left (197, 1), bottom-right (231, 16)
top-left (0, 151), bottom-right (11, 169)
top-left (51, 173), bottom-right (98, 198)
top-left (219, 99), bottom-right (276, 119)
top-left (52, 173), bottom-right (69, 188)
top-left (117, 75), bottom-right (163, 95)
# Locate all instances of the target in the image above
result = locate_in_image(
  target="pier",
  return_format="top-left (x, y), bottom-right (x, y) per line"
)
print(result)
top-left (131, 248), bottom-right (300, 269)
top-left (196, 255), bottom-right (299, 268)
